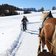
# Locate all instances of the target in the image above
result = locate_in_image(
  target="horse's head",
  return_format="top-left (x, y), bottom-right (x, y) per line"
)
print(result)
top-left (40, 11), bottom-right (53, 29)
top-left (39, 12), bottom-right (49, 37)
top-left (41, 11), bottom-right (53, 22)
top-left (41, 11), bottom-right (49, 20)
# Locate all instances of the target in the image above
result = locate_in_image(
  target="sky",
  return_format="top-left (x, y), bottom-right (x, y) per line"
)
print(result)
top-left (0, 0), bottom-right (56, 10)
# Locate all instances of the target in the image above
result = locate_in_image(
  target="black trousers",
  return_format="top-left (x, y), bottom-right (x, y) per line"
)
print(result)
top-left (23, 24), bottom-right (27, 31)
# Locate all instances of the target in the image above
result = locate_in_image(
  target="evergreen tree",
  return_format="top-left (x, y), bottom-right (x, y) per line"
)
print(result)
top-left (52, 6), bottom-right (56, 10)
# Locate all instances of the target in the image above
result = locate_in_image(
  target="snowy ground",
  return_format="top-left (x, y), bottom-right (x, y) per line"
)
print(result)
top-left (0, 11), bottom-right (56, 56)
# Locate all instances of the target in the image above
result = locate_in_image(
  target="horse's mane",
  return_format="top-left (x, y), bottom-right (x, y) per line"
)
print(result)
top-left (41, 11), bottom-right (53, 27)
top-left (43, 11), bottom-right (53, 22)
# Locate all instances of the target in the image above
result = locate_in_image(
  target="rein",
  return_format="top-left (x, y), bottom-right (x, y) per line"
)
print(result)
top-left (46, 39), bottom-right (56, 50)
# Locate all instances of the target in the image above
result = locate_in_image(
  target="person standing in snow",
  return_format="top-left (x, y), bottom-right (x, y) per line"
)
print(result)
top-left (21, 16), bottom-right (28, 31)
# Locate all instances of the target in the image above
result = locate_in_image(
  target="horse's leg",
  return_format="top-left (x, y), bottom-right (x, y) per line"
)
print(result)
top-left (38, 39), bottom-right (45, 53)
top-left (40, 28), bottom-right (45, 52)
top-left (41, 40), bottom-right (45, 52)
top-left (38, 28), bottom-right (43, 54)
top-left (38, 38), bottom-right (41, 54)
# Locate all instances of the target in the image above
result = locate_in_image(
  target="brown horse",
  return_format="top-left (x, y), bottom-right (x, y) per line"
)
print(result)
top-left (38, 11), bottom-right (56, 55)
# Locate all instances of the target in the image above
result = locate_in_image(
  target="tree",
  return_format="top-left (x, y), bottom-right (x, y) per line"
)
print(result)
top-left (37, 7), bottom-right (44, 12)
top-left (52, 6), bottom-right (56, 10)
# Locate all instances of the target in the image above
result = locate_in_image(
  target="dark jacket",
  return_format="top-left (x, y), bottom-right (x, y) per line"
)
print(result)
top-left (22, 16), bottom-right (28, 24)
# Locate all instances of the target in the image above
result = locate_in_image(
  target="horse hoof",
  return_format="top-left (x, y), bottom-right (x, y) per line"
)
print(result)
top-left (42, 49), bottom-right (47, 52)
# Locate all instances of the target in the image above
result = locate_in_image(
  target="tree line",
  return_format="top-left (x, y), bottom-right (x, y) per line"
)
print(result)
top-left (0, 4), bottom-right (38, 16)
top-left (37, 6), bottom-right (56, 12)
top-left (0, 4), bottom-right (22, 16)
top-left (0, 4), bottom-right (56, 16)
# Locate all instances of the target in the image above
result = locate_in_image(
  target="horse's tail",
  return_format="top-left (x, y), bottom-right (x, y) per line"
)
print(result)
top-left (38, 27), bottom-right (45, 53)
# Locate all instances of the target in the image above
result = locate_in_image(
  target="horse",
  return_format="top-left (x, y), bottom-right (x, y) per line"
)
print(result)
top-left (38, 11), bottom-right (56, 55)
